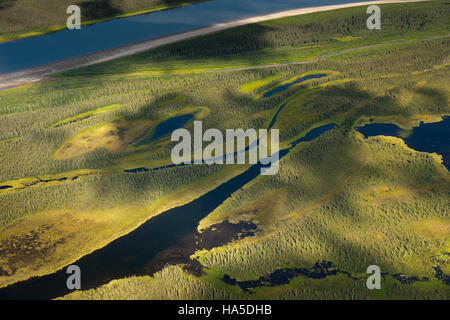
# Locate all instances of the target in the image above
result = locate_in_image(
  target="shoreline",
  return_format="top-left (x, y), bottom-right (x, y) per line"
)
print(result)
top-left (0, 0), bottom-right (427, 91)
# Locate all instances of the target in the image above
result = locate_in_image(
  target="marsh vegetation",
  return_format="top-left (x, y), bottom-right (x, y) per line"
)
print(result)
top-left (0, 0), bottom-right (448, 299)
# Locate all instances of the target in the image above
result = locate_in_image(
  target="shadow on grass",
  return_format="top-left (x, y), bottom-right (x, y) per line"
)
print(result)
top-left (78, 0), bottom-right (122, 20)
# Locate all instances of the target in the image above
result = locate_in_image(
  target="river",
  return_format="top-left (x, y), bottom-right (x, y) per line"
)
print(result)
top-left (0, 0), bottom-right (373, 74)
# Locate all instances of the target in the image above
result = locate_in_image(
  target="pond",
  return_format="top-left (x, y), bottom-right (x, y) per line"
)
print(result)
top-left (136, 113), bottom-right (194, 146)
top-left (152, 114), bottom-right (194, 141)
top-left (355, 116), bottom-right (450, 170)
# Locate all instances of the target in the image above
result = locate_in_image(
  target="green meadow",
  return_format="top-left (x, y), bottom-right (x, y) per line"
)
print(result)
top-left (0, 1), bottom-right (448, 299)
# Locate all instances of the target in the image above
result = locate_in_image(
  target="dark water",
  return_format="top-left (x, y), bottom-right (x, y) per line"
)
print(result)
top-left (0, 122), bottom-right (337, 300)
top-left (222, 260), bottom-right (359, 293)
top-left (152, 114), bottom-right (194, 141)
top-left (354, 123), bottom-right (400, 137)
top-left (267, 103), bottom-right (287, 130)
top-left (291, 123), bottom-right (337, 148)
top-left (137, 113), bottom-right (194, 146)
top-left (124, 163), bottom-right (185, 173)
top-left (355, 116), bottom-right (450, 170)
top-left (222, 260), bottom-right (438, 293)
top-left (0, 0), bottom-right (373, 74)
top-left (263, 73), bottom-right (328, 97)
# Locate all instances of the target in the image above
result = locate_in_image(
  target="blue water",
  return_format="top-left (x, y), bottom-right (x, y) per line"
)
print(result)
top-left (0, 0), bottom-right (373, 74)
top-left (291, 123), bottom-right (337, 147)
top-left (354, 123), bottom-right (401, 138)
top-left (263, 73), bottom-right (328, 97)
top-left (152, 114), bottom-right (194, 141)
top-left (355, 116), bottom-right (450, 170)
top-left (267, 103), bottom-right (287, 130)
top-left (135, 114), bottom-right (194, 147)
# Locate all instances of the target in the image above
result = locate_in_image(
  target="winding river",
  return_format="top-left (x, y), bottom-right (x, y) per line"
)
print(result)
top-left (0, 0), bottom-right (374, 74)
top-left (1, 0), bottom-right (445, 300)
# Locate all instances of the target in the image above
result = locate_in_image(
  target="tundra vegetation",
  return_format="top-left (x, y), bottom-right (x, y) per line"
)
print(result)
top-left (0, 1), bottom-right (449, 299)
